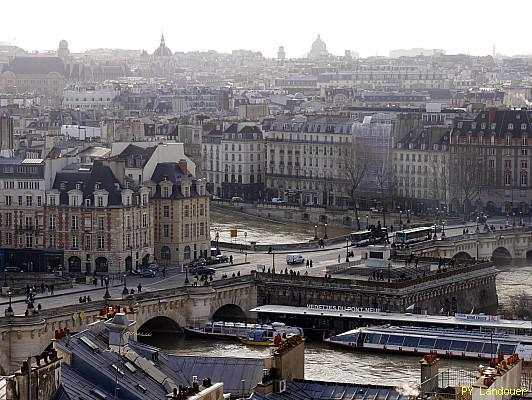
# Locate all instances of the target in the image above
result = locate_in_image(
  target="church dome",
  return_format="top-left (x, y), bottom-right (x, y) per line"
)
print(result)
top-left (153, 34), bottom-right (172, 57)
top-left (59, 40), bottom-right (69, 49)
top-left (309, 34), bottom-right (328, 59)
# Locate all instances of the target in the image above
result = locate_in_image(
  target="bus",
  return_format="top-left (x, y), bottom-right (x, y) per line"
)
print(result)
top-left (394, 227), bottom-right (432, 244)
top-left (350, 228), bottom-right (388, 247)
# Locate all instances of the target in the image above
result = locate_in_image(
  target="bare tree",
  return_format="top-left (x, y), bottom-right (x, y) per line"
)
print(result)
top-left (430, 157), bottom-right (449, 210)
top-left (506, 292), bottom-right (532, 320)
top-left (343, 142), bottom-right (367, 230)
top-left (374, 162), bottom-right (392, 227)
top-left (450, 146), bottom-right (482, 213)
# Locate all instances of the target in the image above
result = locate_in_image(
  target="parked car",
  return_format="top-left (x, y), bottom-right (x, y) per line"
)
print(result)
top-left (4, 266), bottom-right (23, 273)
top-left (148, 263), bottom-right (160, 272)
top-left (187, 258), bottom-right (207, 268)
top-left (231, 196), bottom-right (243, 202)
top-left (189, 266), bottom-right (216, 276)
top-left (130, 269), bottom-right (141, 275)
top-left (140, 269), bottom-right (156, 278)
top-left (286, 254), bottom-right (305, 265)
top-left (216, 255), bottom-right (229, 263)
top-left (212, 195), bottom-right (222, 200)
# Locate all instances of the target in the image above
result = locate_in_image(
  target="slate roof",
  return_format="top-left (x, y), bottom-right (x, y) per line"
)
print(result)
top-left (252, 379), bottom-right (410, 400)
top-left (54, 326), bottom-right (266, 400)
top-left (397, 126), bottom-right (450, 149)
top-left (2, 57), bottom-right (65, 75)
top-left (452, 109), bottom-right (532, 139)
top-left (52, 160), bottom-right (125, 206)
top-left (150, 162), bottom-right (202, 199)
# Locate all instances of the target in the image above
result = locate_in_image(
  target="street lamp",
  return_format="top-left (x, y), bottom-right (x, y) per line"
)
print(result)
top-left (3, 267), bottom-right (7, 288)
top-left (5, 290), bottom-right (13, 316)
top-left (366, 215), bottom-right (369, 230)
top-left (442, 221), bottom-right (446, 239)
top-left (476, 217), bottom-right (480, 233)
top-left (513, 213), bottom-right (516, 227)
top-left (407, 209), bottom-right (411, 224)
top-left (324, 223), bottom-right (328, 239)
top-left (122, 274), bottom-right (128, 296)
top-left (272, 252), bottom-right (275, 272)
top-left (399, 211), bottom-right (403, 230)
top-left (314, 225), bottom-right (318, 240)
top-left (215, 228), bottom-right (219, 250)
top-left (345, 236), bottom-right (350, 262)
top-left (103, 279), bottom-right (111, 300)
top-left (476, 239), bottom-right (480, 262)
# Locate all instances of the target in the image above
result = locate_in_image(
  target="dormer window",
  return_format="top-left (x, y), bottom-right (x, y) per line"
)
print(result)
top-left (97, 196), bottom-right (104, 207)
top-left (506, 135), bottom-right (511, 146)
top-left (508, 123), bottom-right (514, 130)
top-left (60, 182), bottom-right (66, 190)
top-left (457, 122), bottom-right (463, 129)
top-left (95, 182), bottom-right (100, 190)
top-left (471, 122), bottom-right (477, 129)
top-left (481, 123), bottom-right (486, 129)
top-left (76, 183), bottom-right (81, 190)
top-left (522, 136), bottom-right (528, 146)
top-left (522, 123), bottom-right (527, 131)
top-left (163, 186), bottom-right (169, 198)
top-left (85, 198), bottom-right (91, 207)
top-left (491, 123), bottom-right (496, 129)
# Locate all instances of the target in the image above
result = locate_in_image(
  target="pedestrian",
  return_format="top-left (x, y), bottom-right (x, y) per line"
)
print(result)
top-left (137, 283), bottom-right (142, 293)
top-left (232, 272), bottom-right (235, 278)
top-left (87, 295), bottom-right (91, 302)
top-left (83, 296), bottom-right (87, 303)
top-left (41, 283), bottom-right (45, 293)
top-left (306, 260), bottom-right (309, 268)
top-left (100, 275), bottom-right (104, 286)
top-left (37, 303), bottom-right (42, 311)
top-left (130, 289), bottom-right (135, 295)
top-left (50, 285), bottom-right (54, 295)
top-left (338, 254), bottom-right (341, 263)
top-left (162, 267), bottom-right (166, 277)
top-left (79, 296), bottom-right (83, 303)
top-left (310, 260), bottom-right (313, 268)
top-left (45, 284), bottom-right (48, 294)
top-left (230, 255), bottom-right (233, 264)
top-left (237, 271), bottom-right (240, 277)
top-left (285, 267), bottom-right (288, 274)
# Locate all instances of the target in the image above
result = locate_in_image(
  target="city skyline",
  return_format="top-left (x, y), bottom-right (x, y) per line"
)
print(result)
top-left (2, 0), bottom-right (532, 58)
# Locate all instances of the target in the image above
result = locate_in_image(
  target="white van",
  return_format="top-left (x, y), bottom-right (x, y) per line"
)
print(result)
top-left (286, 254), bottom-right (305, 265)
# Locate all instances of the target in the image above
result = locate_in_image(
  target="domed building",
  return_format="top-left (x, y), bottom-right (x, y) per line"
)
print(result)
top-left (308, 34), bottom-right (329, 59)
top-left (153, 34), bottom-right (172, 57)
top-left (151, 34), bottom-right (175, 78)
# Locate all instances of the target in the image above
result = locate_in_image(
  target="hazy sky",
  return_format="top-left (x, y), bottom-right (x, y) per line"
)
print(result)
top-left (2, 0), bottom-right (530, 58)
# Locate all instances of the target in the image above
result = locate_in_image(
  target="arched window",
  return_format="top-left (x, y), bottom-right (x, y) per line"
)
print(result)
top-left (161, 246), bottom-right (171, 260)
top-left (184, 245), bottom-right (191, 260)
top-left (505, 173), bottom-right (512, 186)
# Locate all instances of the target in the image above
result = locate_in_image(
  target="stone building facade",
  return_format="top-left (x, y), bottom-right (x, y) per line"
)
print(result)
top-left (148, 160), bottom-right (210, 266)
top-left (46, 160), bottom-right (153, 274)
top-left (264, 115), bottom-right (353, 206)
top-left (450, 109), bottom-right (532, 214)
top-left (393, 126), bottom-right (450, 212)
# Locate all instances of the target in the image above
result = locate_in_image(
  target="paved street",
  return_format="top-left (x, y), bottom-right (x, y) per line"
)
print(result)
top-left (0, 219), bottom-right (514, 317)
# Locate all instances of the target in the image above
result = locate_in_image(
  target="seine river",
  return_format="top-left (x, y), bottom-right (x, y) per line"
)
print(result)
top-left (140, 212), bottom-right (532, 386)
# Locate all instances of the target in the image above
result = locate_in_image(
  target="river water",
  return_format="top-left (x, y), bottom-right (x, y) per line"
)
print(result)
top-left (141, 212), bottom-right (532, 385)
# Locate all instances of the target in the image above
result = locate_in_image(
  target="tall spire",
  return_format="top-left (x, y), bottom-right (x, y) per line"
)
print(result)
top-left (160, 32), bottom-right (165, 47)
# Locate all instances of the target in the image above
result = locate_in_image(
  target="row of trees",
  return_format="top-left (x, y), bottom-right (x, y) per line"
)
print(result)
top-left (341, 143), bottom-right (484, 222)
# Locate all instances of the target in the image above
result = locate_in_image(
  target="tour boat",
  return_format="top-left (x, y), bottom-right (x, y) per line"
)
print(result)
top-left (240, 330), bottom-right (276, 346)
top-left (184, 321), bottom-right (303, 341)
top-left (324, 325), bottom-right (532, 361)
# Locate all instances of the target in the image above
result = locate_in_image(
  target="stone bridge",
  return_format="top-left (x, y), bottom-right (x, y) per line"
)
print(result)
top-left (396, 229), bottom-right (532, 261)
top-left (0, 277), bottom-right (256, 375)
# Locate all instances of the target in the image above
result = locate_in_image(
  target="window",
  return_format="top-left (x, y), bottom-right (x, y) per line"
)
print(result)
top-left (49, 215), bottom-right (56, 229)
top-left (521, 173), bottom-right (528, 186)
top-left (142, 213), bottom-right (147, 228)
top-left (5, 232), bottom-right (11, 246)
top-left (184, 245), bottom-right (191, 260)
top-left (126, 215), bottom-right (131, 229)
top-left (199, 204), bottom-right (204, 216)
top-left (48, 234), bottom-right (56, 248)
top-left (25, 196), bottom-right (32, 207)
top-left (4, 213), bottom-right (11, 227)
top-left (505, 160), bottom-right (512, 169)
top-left (48, 195), bottom-right (56, 206)
top-left (505, 173), bottom-right (512, 185)
top-left (184, 205), bottom-right (189, 217)
top-left (71, 215), bottom-right (79, 229)
top-left (18, 196), bottom-right (22, 206)
top-left (37, 196), bottom-right (42, 206)
top-left (25, 216), bottom-right (32, 229)
top-left (25, 233), bottom-right (33, 248)
top-left (163, 205), bottom-right (170, 217)
top-left (97, 196), bottom-right (104, 207)
top-left (200, 222), bottom-right (205, 235)
top-left (508, 123), bottom-right (514, 130)
top-left (85, 234), bottom-right (91, 250)
top-left (522, 124), bottom-right (527, 131)
top-left (71, 235), bottom-right (79, 249)
top-left (5, 195), bottom-right (11, 206)
top-left (97, 235), bottom-right (104, 249)
top-left (97, 215), bottom-right (105, 230)
top-left (521, 160), bottom-right (528, 169)
top-left (184, 224), bottom-right (190, 238)
top-left (163, 224), bottom-right (169, 237)
top-left (506, 136), bottom-right (511, 146)
top-left (163, 186), bottom-right (169, 198)
top-left (489, 160), bottom-right (495, 168)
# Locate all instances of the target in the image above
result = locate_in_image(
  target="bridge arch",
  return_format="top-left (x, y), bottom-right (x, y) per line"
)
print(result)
top-left (212, 304), bottom-right (247, 322)
top-left (492, 247), bottom-right (512, 261)
top-left (453, 251), bottom-right (473, 261)
top-left (138, 316), bottom-right (182, 334)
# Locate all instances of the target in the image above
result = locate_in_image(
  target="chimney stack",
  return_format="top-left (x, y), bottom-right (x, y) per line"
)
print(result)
top-left (178, 159), bottom-right (188, 175)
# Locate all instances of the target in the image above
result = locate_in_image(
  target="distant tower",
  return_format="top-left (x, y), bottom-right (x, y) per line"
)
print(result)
top-left (345, 50), bottom-right (352, 59)
top-left (278, 46), bottom-right (285, 61)
top-left (57, 39), bottom-right (70, 60)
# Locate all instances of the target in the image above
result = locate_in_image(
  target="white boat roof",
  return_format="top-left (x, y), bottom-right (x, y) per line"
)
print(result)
top-left (250, 305), bottom-right (532, 331)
